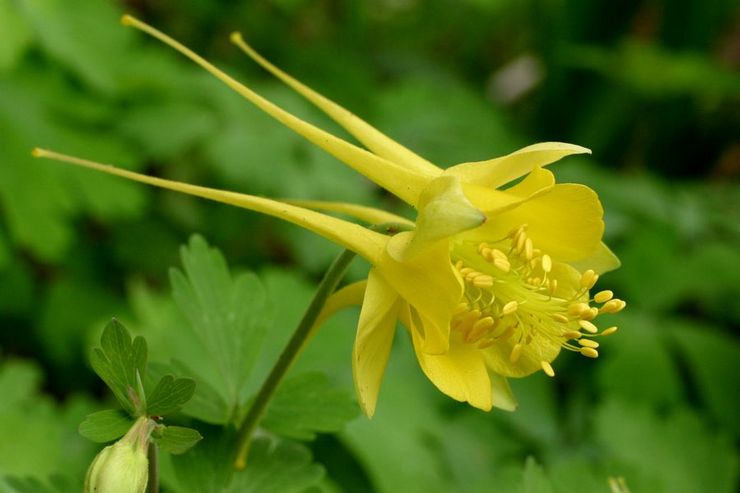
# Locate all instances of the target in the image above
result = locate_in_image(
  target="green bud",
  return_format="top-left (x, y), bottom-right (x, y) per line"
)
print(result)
top-left (85, 416), bottom-right (153, 493)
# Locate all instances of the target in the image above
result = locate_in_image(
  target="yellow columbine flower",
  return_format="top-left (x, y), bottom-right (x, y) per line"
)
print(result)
top-left (34, 15), bottom-right (624, 417)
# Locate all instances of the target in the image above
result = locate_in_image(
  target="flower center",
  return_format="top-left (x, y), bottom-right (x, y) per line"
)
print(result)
top-left (450, 224), bottom-right (625, 377)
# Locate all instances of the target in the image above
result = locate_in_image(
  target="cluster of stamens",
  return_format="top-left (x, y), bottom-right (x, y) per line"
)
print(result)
top-left (450, 224), bottom-right (625, 377)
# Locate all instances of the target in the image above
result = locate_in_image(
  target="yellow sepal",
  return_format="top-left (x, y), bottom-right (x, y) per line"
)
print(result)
top-left (353, 270), bottom-right (400, 418)
top-left (230, 33), bottom-right (442, 178)
top-left (446, 142), bottom-right (591, 188)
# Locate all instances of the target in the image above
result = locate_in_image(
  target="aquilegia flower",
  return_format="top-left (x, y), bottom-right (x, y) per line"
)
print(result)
top-left (35, 15), bottom-right (624, 417)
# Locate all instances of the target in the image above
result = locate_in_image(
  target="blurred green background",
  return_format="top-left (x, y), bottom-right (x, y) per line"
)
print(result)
top-left (1, 0), bottom-right (739, 491)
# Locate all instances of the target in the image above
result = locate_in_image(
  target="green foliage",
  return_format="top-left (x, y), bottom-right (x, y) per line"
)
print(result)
top-left (155, 426), bottom-right (204, 455)
top-left (89, 319), bottom-right (149, 416)
top-left (1, 0), bottom-right (739, 491)
top-left (262, 372), bottom-right (359, 440)
top-left (163, 430), bottom-right (323, 493)
top-left (78, 409), bottom-right (133, 443)
top-left (146, 375), bottom-right (197, 417)
top-left (170, 235), bottom-right (270, 415)
top-left (595, 399), bottom-right (739, 493)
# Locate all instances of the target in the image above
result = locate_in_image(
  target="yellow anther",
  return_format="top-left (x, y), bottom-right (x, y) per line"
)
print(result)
top-left (600, 299), bottom-right (626, 314)
top-left (465, 271), bottom-right (480, 282)
top-left (477, 338), bottom-right (495, 349)
top-left (594, 290), bottom-right (614, 303)
top-left (541, 254), bottom-right (552, 273)
top-left (548, 279), bottom-right (558, 295)
top-left (541, 361), bottom-right (555, 377)
top-left (552, 313), bottom-right (570, 323)
top-left (490, 249), bottom-right (506, 262)
top-left (454, 309), bottom-right (481, 335)
top-left (496, 326), bottom-right (515, 341)
top-left (579, 320), bottom-right (599, 333)
top-left (502, 300), bottom-right (519, 315)
top-left (578, 338), bottom-right (600, 348)
top-left (480, 247), bottom-right (493, 261)
top-left (568, 302), bottom-right (590, 316)
top-left (453, 302), bottom-right (469, 316)
top-left (579, 306), bottom-right (598, 321)
top-left (580, 347), bottom-right (599, 358)
top-left (459, 267), bottom-right (475, 276)
top-left (467, 317), bottom-right (495, 342)
top-left (455, 260), bottom-right (464, 270)
top-left (600, 326), bottom-right (618, 336)
top-left (509, 343), bottom-right (523, 363)
top-left (473, 275), bottom-right (494, 288)
top-left (580, 269), bottom-right (598, 289)
top-left (477, 242), bottom-right (490, 253)
top-left (524, 238), bottom-right (534, 260)
top-left (508, 224), bottom-right (527, 239)
top-left (563, 330), bottom-right (582, 340)
top-left (493, 258), bottom-right (511, 273)
top-left (516, 231), bottom-right (527, 253)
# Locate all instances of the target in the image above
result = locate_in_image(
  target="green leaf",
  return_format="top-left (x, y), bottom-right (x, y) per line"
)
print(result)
top-left (164, 428), bottom-right (323, 493)
top-left (15, 0), bottom-right (133, 94)
top-left (90, 319), bottom-right (148, 416)
top-left (0, 72), bottom-right (146, 261)
top-left (0, 358), bottom-right (96, 480)
top-left (165, 425), bottom-right (237, 493)
top-left (595, 399), bottom-right (739, 493)
top-left (0, 0), bottom-right (31, 73)
top-left (78, 409), bottom-right (134, 443)
top-left (170, 235), bottom-right (271, 412)
top-left (155, 426), bottom-right (202, 455)
top-left (671, 321), bottom-right (740, 437)
top-left (262, 372), bottom-right (359, 440)
top-left (170, 360), bottom-right (231, 425)
top-left (146, 375), bottom-right (196, 417)
top-left (2, 474), bottom-right (75, 493)
top-left (597, 313), bottom-right (683, 407)
top-left (227, 437), bottom-right (324, 493)
top-left (520, 457), bottom-right (554, 493)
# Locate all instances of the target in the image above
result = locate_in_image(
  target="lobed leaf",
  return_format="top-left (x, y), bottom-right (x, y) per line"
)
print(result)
top-left (170, 235), bottom-right (271, 413)
top-left (78, 409), bottom-right (134, 443)
top-left (155, 426), bottom-right (203, 455)
top-left (147, 375), bottom-right (197, 417)
top-left (90, 319), bottom-right (148, 416)
top-left (262, 372), bottom-right (359, 440)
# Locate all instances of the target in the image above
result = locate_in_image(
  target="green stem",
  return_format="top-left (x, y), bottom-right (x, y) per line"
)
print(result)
top-left (146, 442), bottom-right (159, 493)
top-left (233, 248), bottom-right (357, 469)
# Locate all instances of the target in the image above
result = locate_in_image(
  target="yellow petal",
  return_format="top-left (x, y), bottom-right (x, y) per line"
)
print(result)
top-left (353, 270), bottom-right (401, 418)
top-left (378, 232), bottom-right (462, 354)
top-left (570, 241), bottom-right (621, 274)
top-left (459, 166), bottom-right (555, 215)
top-left (231, 33), bottom-right (442, 178)
top-left (121, 15), bottom-right (431, 205)
top-left (410, 327), bottom-right (492, 411)
top-left (283, 199), bottom-right (413, 227)
top-left (310, 280), bottom-right (367, 338)
top-left (468, 182), bottom-right (605, 263)
top-left (389, 175), bottom-right (485, 261)
top-left (32, 149), bottom-right (387, 263)
top-left (490, 374), bottom-right (517, 411)
top-left (446, 142), bottom-right (591, 188)
top-left (480, 333), bottom-right (561, 378)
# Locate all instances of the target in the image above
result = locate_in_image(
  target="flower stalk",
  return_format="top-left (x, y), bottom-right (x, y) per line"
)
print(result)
top-left (233, 248), bottom-right (357, 469)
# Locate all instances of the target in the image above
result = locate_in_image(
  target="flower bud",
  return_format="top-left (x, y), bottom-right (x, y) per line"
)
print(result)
top-left (85, 416), bottom-right (152, 493)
